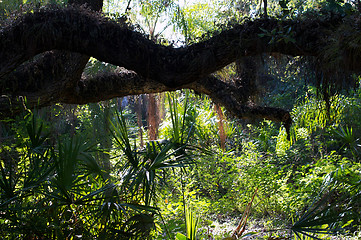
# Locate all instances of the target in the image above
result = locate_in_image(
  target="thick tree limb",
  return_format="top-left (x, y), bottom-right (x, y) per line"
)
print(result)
top-left (74, 72), bottom-right (292, 133)
top-left (0, 7), bottom-right (348, 87)
top-left (1, 5), bottom-right (360, 128)
top-left (73, 72), bottom-right (292, 129)
top-left (0, 1), bottom-right (103, 117)
top-left (0, 68), bottom-right (291, 132)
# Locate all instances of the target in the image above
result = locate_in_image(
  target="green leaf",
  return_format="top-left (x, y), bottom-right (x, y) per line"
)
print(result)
top-left (175, 232), bottom-right (189, 240)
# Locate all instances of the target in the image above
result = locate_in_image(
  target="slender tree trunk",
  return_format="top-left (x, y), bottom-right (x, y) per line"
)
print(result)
top-left (101, 102), bottom-right (112, 174)
top-left (147, 93), bottom-right (159, 140)
top-left (70, 106), bottom-right (77, 137)
top-left (136, 96), bottom-right (144, 147)
top-left (214, 104), bottom-right (226, 151)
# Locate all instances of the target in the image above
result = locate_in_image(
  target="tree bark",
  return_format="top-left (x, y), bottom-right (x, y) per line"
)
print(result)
top-left (0, 7), bottom-right (327, 82)
top-left (1, 5), bottom-right (360, 128)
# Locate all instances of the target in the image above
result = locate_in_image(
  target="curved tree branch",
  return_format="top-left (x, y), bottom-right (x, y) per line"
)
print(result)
top-left (0, 67), bottom-right (291, 127)
top-left (0, 6), bottom-right (345, 87)
top-left (0, 0), bottom-right (103, 116)
top-left (1, 5), bottom-right (360, 131)
top-left (73, 72), bottom-right (292, 132)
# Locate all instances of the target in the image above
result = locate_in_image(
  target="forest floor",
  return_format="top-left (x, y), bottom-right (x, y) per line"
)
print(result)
top-left (200, 216), bottom-right (361, 240)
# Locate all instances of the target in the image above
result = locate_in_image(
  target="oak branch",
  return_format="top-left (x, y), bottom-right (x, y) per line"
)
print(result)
top-left (1, 4), bottom-right (361, 132)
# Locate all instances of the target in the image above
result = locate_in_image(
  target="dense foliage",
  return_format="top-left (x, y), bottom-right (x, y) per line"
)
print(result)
top-left (1, 83), bottom-right (360, 239)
